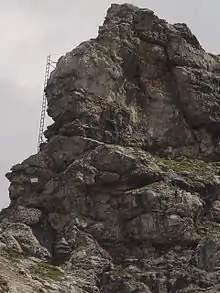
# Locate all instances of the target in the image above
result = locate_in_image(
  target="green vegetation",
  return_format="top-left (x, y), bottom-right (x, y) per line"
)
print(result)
top-left (156, 157), bottom-right (214, 176)
top-left (30, 262), bottom-right (64, 281)
top-left (5, 250), bottom-right (24, 262)
top-left (113, 265), bottom-right (131, 278)
top-left (197, 220), bottom-right (220, 237)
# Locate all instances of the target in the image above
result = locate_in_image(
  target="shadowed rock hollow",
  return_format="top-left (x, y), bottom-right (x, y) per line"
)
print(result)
top-left (2, 3), bottom-right (220, 293)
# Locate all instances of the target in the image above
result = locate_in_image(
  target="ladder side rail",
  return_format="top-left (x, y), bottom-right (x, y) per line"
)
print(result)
top-left (37, 55), bottom-right (51, 151)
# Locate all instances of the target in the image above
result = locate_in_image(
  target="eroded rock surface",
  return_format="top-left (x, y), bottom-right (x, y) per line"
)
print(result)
top-left (45, 4), bottom-right (220, 160)
top-left (2, 3), bottom-right (220, 293)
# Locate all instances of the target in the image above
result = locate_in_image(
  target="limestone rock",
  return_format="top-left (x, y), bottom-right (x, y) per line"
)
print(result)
top-left (44, 4), bottom-right (220, 160)
top-left (53, 237), bottom-right (71, 265)
top-left (2, 3), bottom-right (220, 293)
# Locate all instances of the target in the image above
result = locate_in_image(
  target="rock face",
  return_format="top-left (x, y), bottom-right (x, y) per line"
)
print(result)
top-left (45, 4), bottom-right (220, 160)
top-left (2, 3), bottom-right (220, 293)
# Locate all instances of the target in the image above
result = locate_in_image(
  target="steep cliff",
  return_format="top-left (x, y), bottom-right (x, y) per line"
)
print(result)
top-left (2, 3), bottom-right (220, 293)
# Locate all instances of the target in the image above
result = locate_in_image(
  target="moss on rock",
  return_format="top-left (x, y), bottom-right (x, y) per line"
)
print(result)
top-left (30, 262), bottom-right (64, 281)
top-left (157, 157), bottom-right (214, 176)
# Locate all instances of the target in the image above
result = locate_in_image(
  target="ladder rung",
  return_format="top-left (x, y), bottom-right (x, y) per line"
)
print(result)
top-left (37, 54), bottom-right (57, 152)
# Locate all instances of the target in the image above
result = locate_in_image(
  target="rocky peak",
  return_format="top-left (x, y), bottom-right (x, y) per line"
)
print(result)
top-left (2, 3), bottom-right (220, 293)
top-left (44, 2), bottom-right (220, 161)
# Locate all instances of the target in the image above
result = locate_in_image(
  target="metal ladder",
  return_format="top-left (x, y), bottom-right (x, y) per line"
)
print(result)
top-left (37, 54), bottom-right (52, 152)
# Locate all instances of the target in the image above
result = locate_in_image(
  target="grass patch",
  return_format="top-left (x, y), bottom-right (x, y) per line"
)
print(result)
top-left (5, 250), bottom-right (24, 262)
top-left (197, 220), bottom-right (220, 237)
top-left (157, 157), bottom-right (214, 176)
top-left (30, 262), bottom-right (64, 281)
top-left (113, 265), bottom-right (131, 278)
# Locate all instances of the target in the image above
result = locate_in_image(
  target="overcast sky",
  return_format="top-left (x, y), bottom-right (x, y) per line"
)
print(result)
top-left (0, 0), bottom-right (220, 210)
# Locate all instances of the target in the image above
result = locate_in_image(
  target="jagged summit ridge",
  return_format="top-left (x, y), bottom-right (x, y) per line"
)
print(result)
top-left (1, 3), bottom-right (220, 293)
top-left (44, 3), bottom-right (220, 160)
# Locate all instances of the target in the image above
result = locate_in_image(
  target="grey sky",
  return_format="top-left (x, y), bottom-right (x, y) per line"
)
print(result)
top-left (0, 0), bottom-right (219, 209)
